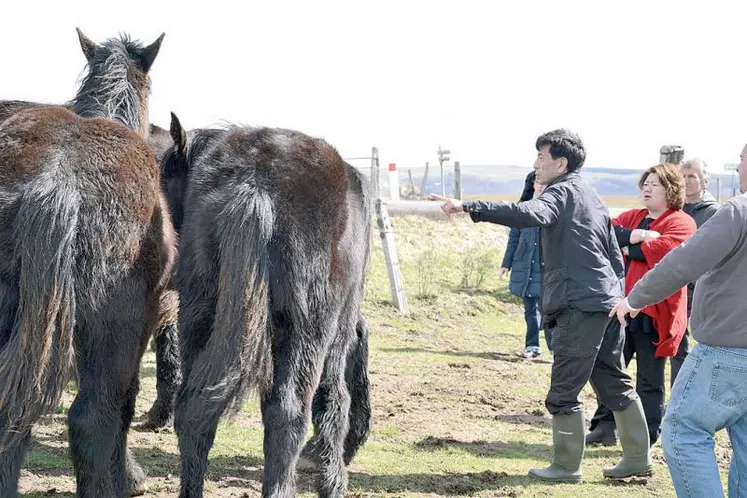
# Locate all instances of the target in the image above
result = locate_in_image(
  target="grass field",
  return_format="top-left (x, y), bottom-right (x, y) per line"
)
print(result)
top-left (18, 215), bottom-right (732, 497)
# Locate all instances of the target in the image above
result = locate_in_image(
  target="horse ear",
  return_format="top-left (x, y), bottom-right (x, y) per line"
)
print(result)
top-left (76, 27), bottom-right (99, 61)
top-left (140, 33), bottom-right (165, 72)
top-left (170, 112), bottom-right (188, 160)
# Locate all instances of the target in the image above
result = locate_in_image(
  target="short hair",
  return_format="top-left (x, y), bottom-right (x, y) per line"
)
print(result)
top-left (638, 163), bottom-right (686, 210)
top-left (535, 128), bottom-right (587, 173)
top-left (679, 157), bottom-right (710, 187)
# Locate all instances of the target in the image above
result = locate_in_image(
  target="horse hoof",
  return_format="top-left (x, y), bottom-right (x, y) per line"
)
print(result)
top-left (140, 405), bottom-right (174, 432)
top-left (128, 474), bottom-right (148, 496)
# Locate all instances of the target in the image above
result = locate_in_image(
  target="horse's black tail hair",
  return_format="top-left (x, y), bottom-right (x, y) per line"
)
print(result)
top-left (0, 172), bottom-right (79, 450)
top-left (182, 185), bottom-right (274, 421)
top-left (343, 316), bottom-right (372, 465)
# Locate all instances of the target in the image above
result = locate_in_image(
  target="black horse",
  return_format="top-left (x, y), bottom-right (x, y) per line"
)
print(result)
top-left (161, 113), bottom-right (372, 497)
top-left (0, 30), bottom-right (175, 497)
top-left (0, 103), bottom-right (181, 432)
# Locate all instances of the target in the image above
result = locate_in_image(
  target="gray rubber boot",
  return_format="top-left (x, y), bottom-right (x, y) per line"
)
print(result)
top-left (585, 420), bottom-right (618, 446)
top-left (528, 410), bottom-right (584, 483)
top-left (603, 399), bottom-right (654, 479)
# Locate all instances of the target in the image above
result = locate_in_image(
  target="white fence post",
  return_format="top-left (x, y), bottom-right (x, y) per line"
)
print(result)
top-left (375, 199), bottom-right (409, 314)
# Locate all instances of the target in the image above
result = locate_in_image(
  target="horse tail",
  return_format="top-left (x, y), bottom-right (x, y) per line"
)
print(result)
top-left (0, 173), bottom-right (79, 450)
top-left (185, 186), bottom-right (274, 419)
top-left (343, 316), bottom-right (373, 464)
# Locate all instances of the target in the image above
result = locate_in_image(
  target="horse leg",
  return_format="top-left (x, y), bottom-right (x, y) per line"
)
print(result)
top-left (298, 297), bottom-right (362, 496)
top-left (119, 376), bottom-right (147, 496)
top-left (174, 288), bottom-right (218, 498)
top-left (69, 372), bottom-right (126, 496)
top-left (0, 430), bottom-right (30, 498)
top-left (142, 321), bottom-right (181, 430)
top-left (262, 311), bottom-right (328, 498)
top-left (300, 314), bottom-right (371, 471)
top-left (69, 299), bottom-right (148, 497)
top-left (309, 340), bottom-right (352, 498)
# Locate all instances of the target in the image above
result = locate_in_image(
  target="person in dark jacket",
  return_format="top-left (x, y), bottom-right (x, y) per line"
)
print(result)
top-left (433, 129), bottom-right (652, 483)
top-left (671, 158), bottom-right (719, 384)
top-left (501, 172), bottom-right (552, 358)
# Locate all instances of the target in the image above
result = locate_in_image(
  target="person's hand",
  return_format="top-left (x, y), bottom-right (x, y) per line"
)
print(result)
top-left (621, 246), bottom-right (629, 257)
top-left (630, 229), bottom-right (661, 244)
top-left (500, 267), bottom-right (510, 278)
top-left (430, 194), bottom-right (464, 216)
top-left (609, 297), bottom-right (641, 327)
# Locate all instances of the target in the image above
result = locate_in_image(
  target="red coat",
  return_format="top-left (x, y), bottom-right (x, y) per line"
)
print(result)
top-left (613, 208), bottom-right (696, 357)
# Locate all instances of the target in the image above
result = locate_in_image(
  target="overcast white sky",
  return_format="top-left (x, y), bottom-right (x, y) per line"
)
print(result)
top-left (2, 1), bottom-right (746, 171)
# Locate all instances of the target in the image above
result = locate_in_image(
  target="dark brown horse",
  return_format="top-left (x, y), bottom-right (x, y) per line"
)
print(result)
top-left (0, 104), bottom-right (180, 431)
top-left (0, 30), bottom-right (175, 497)
top-left (0, 102), bottom-right (171, 160)
top-left (162, 114), bottom-right (372, 498)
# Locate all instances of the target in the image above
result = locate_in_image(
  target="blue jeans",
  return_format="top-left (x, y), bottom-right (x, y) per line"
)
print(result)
top-left (522, 296), bottom-right (552, 350)
top-left (662, 343), bottom-right (747, 497)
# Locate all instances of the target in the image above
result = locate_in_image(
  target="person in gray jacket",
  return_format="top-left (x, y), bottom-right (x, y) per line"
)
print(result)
top-left (611, 143), bottom-right (747, 497)
top-left (434, 128), bottom-right (652, 483)
top-left (670, 158), bottom-right (720, 384)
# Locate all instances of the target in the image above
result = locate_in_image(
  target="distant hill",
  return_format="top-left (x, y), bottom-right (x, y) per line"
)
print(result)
top-left (376, 164), bottom-right (740, 199)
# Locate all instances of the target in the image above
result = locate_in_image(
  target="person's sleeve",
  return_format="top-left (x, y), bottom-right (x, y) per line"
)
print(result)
top-left (628, 202), bottom-right (743, 308)
top-left (463, 185), bottom-right (566, 228)
top-left (501, 228), bottom-right (520, 268)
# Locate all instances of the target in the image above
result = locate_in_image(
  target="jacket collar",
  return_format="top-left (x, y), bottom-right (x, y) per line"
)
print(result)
top-left (546, 170), bottom-right (580, 189)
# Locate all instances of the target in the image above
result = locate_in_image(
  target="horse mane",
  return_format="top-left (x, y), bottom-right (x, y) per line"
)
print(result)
top-left (71, 33), bottom-right (147, 130)
top-left (186, 128), bottom-right (227, 162)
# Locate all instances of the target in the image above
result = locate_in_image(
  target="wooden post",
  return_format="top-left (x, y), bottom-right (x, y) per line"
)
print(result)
top-left (375, 199), bottom-right (409, 314)
top-left (454, 161), bottom-right (462, 199)
top-left (419, 161), bottom-right (430, 200)
top-left (659, 145), bottom-right (685, 165)
top-left (371, 146), bottom-right (380, 199)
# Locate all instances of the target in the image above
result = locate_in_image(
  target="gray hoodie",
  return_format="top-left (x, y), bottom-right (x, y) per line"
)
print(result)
top-left (682, 191), bottom-right (720, 314)
top-left (683, 191), bottom-right (719, 228)
top-left (628, 194), bottom-right (747, 348)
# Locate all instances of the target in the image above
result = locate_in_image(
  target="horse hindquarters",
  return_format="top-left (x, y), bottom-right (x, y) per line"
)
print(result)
top-left (176, 191), bottom-right (274, 498)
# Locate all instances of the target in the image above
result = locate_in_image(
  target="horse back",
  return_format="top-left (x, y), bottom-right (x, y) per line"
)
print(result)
top-left (195, 128), bottom-right (368, 295)
top-left (0, 107), bottom-right (167, 297)
top-left (0, 106), bottom-right (160, 217)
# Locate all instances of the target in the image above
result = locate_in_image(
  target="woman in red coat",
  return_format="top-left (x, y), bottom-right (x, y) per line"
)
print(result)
top-left (586, 163), bottom-right (696, 447)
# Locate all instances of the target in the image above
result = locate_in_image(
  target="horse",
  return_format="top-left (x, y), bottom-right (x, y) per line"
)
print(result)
top-left (0, 101), bottom-right (172, 162)
top-left (0, 29), bottom-right (175, 497)
top-left (0, 101), bottom-right (181, 431)
top-left (161, 113), bottom-right (372, 497)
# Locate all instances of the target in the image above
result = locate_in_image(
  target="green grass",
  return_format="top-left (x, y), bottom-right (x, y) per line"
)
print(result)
top-left (19, 215), bottom-right (730, 496)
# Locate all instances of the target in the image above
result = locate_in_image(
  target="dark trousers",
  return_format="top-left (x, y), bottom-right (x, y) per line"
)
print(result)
top-left (588, 323), bottom-right (666, 444)
top-left (670, 327), bottom-right (690, 386)
top-left (522, 296), bottom-right (553, 351)
top-left (545, 309), bottom-right (637, 416)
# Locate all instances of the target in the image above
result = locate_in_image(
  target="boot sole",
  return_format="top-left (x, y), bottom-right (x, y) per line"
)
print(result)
top-left (528, 471), bottom-right (582, 483)
top-left (530, 476), bottom-right (583, 483)
top-left (603, 467), bottom-right (654, 480)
